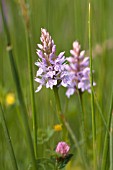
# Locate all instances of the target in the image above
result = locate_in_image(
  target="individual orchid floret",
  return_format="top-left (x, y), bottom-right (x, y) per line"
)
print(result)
top-left (35, 28), bottom-right (67, 92)
top-left (65, 41), bottom-right (96, 98)
top-left (55, 141), bottom-right (70, 157)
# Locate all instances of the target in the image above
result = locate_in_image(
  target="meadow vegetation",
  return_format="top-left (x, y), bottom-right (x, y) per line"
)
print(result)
top-left (0, 0), bottom-right (113, 170)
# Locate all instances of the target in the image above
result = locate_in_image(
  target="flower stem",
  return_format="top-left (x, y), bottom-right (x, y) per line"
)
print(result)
top-left (0, 1), bottom-right (37, 169)
top-left (89, 3), bottom-right (97, 170)
top-left (0, 104), bottom-right (18, 170)
top-left (78, 90), bottom-right (88, 167)
top-left (53, 86), bottom-right (62, 116)
top-left (55, 164), bottom-right (58, 170)
top-left (53, 87), bottom-right (88, 168)
top-left (53, 86), bottom-right (67, 141)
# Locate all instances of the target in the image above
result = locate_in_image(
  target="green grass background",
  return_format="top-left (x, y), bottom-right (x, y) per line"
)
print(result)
top-left (0, 0), bottom-right (113, 170)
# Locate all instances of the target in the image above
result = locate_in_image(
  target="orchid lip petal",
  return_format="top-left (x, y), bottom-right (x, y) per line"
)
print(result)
top-left (35, 85), bottom-right (42, 92)
top-left (36, 68), bottom-right (43, 76)
top-left (58, 51), bottom-right (65, 58)
top-left (52, 45), bottom-right (56, 53)
top-left (66, 88), bottom-right (75, 98)
top-left (37, 44), bottom-right (43, 49)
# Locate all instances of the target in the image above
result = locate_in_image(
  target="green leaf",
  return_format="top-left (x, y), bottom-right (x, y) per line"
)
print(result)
top-left (57, 154), bottom-right (73, 169)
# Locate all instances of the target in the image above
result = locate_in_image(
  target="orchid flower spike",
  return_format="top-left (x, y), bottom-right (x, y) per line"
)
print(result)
top-left (35, 28), bottom-right (67, 92)
top-left (65, 41), bottom-right (96, 98)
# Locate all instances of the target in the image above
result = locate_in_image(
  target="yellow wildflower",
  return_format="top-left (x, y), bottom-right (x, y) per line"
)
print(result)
top-left (6, 93), bottom-right (15, 106)
top-left (54, 124), bottom-right (62, 131)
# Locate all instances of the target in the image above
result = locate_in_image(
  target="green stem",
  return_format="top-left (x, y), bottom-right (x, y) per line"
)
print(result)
top-left (53, 87), bottom-right (87, 168)
top-left (53, 86), bottom-right (67, 141)
top-left (110, 112), bottom-right (113, 170)
top-left (0, 104), bottom-right (18, 170)
top-left (0, 1), bottom-right (37, 169)
top-left (89, 3), bottom-right (97, 170)
top-left (55, 163), bottom-right (58, 170)
top-left (77, 90), bottom-right (88, 168)
top-left (78, 91), bottom-right (87, 144)
top-left (101, 91), bottom-right (113, 170)
top-left (53, 86), bottom-right (62, 116)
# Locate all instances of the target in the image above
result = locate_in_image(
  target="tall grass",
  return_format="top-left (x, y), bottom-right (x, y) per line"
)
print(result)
top-left (0, 0), bottom-right (113, 170)
top-left (0, 104), bottom-right (18, 170)
top-left (89, 3), bottom-right (97, 170)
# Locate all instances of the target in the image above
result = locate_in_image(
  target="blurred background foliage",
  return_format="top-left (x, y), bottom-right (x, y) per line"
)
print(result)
top-left (0, 0), bottom-right (113, 170)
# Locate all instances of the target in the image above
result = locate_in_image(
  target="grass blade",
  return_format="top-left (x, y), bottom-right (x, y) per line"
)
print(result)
top-left (18, 0), bottom-right (38, 158)
top-left (93, 90), bottom-right (108, 131)
top-left (101, 91), bottom-right (113, 170)
top-left (26, 30), bottom-right (38, 159)
top-left (110, 111), bottom-right (113, 170)
top-left (88, 3), bottom-right (97, 170)
top-left (0, 104), bottom-right (18, 170)
top-left (0, 1), bottom-right (37, 169)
